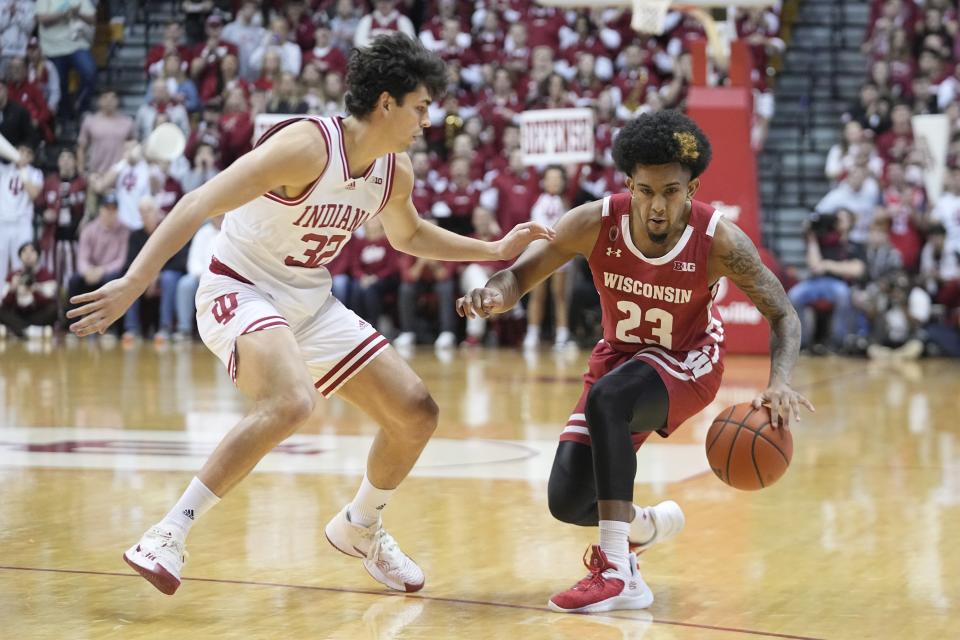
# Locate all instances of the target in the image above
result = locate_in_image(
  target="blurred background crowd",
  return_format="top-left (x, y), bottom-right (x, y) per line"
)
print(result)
top-left (1, 0), bottom-right (958, 360)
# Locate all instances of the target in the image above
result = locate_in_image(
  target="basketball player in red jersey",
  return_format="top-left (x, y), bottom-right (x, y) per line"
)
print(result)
top-left (457, 110), bottom-right (814, 613)
top-left (67, 34), bottom-right (554, 597)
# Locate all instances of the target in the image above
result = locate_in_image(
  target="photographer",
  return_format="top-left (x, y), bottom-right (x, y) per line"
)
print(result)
top-left (787, 208), bottom-right (866, 353)
top-left (0, 242), bottom-right (57, 339)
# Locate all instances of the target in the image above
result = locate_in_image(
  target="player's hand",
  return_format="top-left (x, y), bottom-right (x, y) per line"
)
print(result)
top-left (66, 276), bottom-right (144, 337)
top-left (495, 222), bottom-right (556, 260)
top-left (456, 287), bottom-right (504, 319)
top-left (751, 383), bottom-right (815, 430)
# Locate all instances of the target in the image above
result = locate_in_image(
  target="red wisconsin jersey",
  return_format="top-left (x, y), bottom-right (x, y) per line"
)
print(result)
top-left (589, 193), bottom-right (724, 356)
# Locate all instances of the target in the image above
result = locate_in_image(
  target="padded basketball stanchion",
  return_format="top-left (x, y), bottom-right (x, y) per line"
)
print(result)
top-left (687, 87), bottom-right (772, 354)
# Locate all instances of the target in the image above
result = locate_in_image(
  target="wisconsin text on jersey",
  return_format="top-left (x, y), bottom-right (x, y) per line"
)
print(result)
top-left (292, 203), bottom-right (373, 232)
top-left (601, 271), bottom-right (694, 304)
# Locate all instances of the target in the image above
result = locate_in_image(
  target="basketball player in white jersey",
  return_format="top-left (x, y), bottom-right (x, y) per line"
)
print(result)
top-left (67, 34), bottom-right (554, 596)
top-left (0, 145), bottom-right (43, 285)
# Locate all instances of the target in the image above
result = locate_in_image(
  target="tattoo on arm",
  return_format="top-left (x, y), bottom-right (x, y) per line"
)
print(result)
top-left (720, 231), bottom-right (801, 385)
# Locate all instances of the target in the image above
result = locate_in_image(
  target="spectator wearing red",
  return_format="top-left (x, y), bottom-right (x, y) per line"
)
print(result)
top-left (0, 242), bottom-right (57, 339)
top-left (476, 68), bottom-right (522, 145)
top-left (285, 0), bottom-right (318, 51)
top-left (611, 44), bottom-right (658, 116)
top-left (433, 18), bottom-right (481, 86)
top-left (135, 79), bottom-right (191, 142)
top-left (502, 23), bottom-right (532, 79)
top-left (39, 148), bottom-right (86, 285)
top-left (472, 10), bottom-right (505, 66)
top-left (349, 217), bottom-right (400, 333)
top-left (569, 52), bottom-right (607, 106)
top-left (25, 37), bottom-right (60, 115)
top-left (482, 148), bottom-right (538, 232)
top-left (410, 150), bottom-right (437, 216)
top-left (5, 56), bottom-right (53, 142)
top-left (419, 0), bottom-right (467, 52)
top-left (431, 157), bottom-right (480, 237)
top-left (253, 48), bottom-right (284, 92)
top-left (533, 72), bottom-right (575, 110)
top-left (146, 22), bottom-right (192, 78)
top-left (876, 102), bottom-right (914, 162)
top-left (217, 54), bottom-right (251, 103)
top-left (879, 161), bottom-right (926, 271)
top-left (302, 22), bottom-right (347, 77)
top-left (523, 4), bottom-right (566, 50)
top-left (353, 0), bottom-right (416, 49)
top-left (190, 14), bottom-right (239, 105)
top-left (219, 88), bottom-right (255, 168)
top-left (558, 13), bottom-right (617, 77)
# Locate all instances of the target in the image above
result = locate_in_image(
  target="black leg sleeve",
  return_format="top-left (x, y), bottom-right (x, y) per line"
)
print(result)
top-left (585, 360), bottom-right (669, 502)
top-left (548, 440), bottom-right (600, 526)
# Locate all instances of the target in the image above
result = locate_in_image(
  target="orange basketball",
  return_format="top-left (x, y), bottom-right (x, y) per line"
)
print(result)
top-left (705, 403), bottom-right (793, 490)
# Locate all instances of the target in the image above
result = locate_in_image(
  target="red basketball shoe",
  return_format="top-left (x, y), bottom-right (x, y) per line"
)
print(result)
top-left (548, 545), bottom-right (654, 613)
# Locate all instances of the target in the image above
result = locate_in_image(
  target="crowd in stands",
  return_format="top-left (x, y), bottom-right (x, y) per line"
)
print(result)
top-left (1, 0), bottom-right (790, 351)
top-left (789, 0), bottom-right (960, 358)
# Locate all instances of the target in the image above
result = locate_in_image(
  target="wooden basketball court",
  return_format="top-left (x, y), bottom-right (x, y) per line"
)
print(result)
top-left (1, 339), bottom-right (957, 639)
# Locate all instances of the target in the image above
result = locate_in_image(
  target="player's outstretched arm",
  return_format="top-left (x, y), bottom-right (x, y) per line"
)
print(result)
top-left (456, 202), bottom-right (600, 320)
top-left (66, 121), bottom-right (329, 337)
top-left (379, 154), bottom-right (555, 262)
top-left (709, 218), bottom-right (815, 428)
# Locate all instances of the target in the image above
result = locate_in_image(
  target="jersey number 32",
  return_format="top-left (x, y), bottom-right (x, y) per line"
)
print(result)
top-left (615, 301), bottom-right (673, 349)
top-left (284, 232), bottom-right (347, 268)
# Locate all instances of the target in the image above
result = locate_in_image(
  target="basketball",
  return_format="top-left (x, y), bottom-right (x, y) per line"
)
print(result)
top-left (705, 403), bottom-right (793, 490)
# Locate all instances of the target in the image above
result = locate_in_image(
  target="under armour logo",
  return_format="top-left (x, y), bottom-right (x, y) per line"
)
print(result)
top-left (182, 509), bottom-right (195, 520)
top-left (606, 248), bottom-right (622, 257)
top-left (345, 180), bottom-right (357, 190)
top-left (358, 319), bottom-right (368, 328)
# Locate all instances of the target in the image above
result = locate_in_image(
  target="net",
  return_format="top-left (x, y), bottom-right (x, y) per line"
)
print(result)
top-left (630, 0), bottom-right (672, 35)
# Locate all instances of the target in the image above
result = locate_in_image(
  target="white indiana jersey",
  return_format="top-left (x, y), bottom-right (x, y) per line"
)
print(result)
top-left (212, 116), bottom-right (398, 320)
top-left (0, 163), bottom-right (43, 223)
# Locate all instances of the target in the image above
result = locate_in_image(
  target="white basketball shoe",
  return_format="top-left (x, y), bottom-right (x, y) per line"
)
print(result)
top-left (324, 504), bottom-right (425, 592)
top-left (630, 500), bottom-right (685, 554)
top-left (123, 525), bottom-right (188, 595)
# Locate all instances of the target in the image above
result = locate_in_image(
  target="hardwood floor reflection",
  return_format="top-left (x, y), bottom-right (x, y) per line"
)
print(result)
top-left (0, 339), bottom-right (958, 639)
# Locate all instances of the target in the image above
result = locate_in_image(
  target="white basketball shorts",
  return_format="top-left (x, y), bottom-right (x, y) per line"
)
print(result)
top-left (195, 269), bottom-right (389, 397)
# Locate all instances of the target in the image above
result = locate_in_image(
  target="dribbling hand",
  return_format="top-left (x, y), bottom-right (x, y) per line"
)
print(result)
top-left (495, 222), bottom-right (556, 260)
top-left (456, 288), bottom-right (504, 319)
top-left (751, 382), bottom-right (815, 430)
top-left (66, 276), bottom-right (144, 337)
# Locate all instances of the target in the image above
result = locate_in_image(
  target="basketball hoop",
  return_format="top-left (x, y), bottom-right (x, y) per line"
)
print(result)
top-left (631, 0), bottom-right (672, 35)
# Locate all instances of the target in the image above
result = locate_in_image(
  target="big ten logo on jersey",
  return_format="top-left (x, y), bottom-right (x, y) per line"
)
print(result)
top-left (673, 261), bottom-right (696, 272)
top-left (212, 292), bottom-right (239, 325)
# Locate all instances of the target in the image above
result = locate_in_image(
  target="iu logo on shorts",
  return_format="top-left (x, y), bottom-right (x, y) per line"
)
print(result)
top-left (212, 293), bottom-right (239, 324)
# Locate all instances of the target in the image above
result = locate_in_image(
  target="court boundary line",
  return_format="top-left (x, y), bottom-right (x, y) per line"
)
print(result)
top-left (0, 564), bottom-right (824, 640)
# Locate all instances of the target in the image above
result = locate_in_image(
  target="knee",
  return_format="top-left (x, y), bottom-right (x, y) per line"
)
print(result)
top-left (584, 377), bottom-right (623, 429)
top-left (392, 383), bottom-right (439, 441)
top-left (258, 387), bottom-right (316, 438)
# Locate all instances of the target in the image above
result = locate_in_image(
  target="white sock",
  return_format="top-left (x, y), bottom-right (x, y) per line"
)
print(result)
top-left (349, 474), bottom-right (394, 527)
top-left (555, 326), bottom-right (569, 344)
top-left (631, 504), bottom-right (656, 544)
top-left (526, 325), bottom-right (540, 338)
top-left (599, 520), bottom-right (631, 573)
top-left (160, 477), bottom-right (220, 538)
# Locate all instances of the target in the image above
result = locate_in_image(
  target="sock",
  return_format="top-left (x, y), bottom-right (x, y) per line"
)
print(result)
top-left (160, 477), bottom-right (220, 538)
top-left (599, 520), bottom-right (631, 573)
top-left (555, 326), bottom-right (570, 344)
top-left (526, 325), bottom-right (540, 339)
top-left (631, 504), bottom-right (656, 544)
top-left (349, 474), bottom-right (395, 527)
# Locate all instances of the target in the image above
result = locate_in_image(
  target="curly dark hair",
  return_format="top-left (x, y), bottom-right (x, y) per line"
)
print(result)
top-left (612, 110), bottom-right (712, 179)
top-left (344, 33), bottom-right (447, 118)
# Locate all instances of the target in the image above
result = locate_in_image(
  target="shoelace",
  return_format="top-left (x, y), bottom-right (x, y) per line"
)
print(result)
top-left (369, 528), bottom-right (401, 565)
top-left (573, 548), bottom-right (612, 592)
top-left (147, 527), bottom-right (188, 561)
